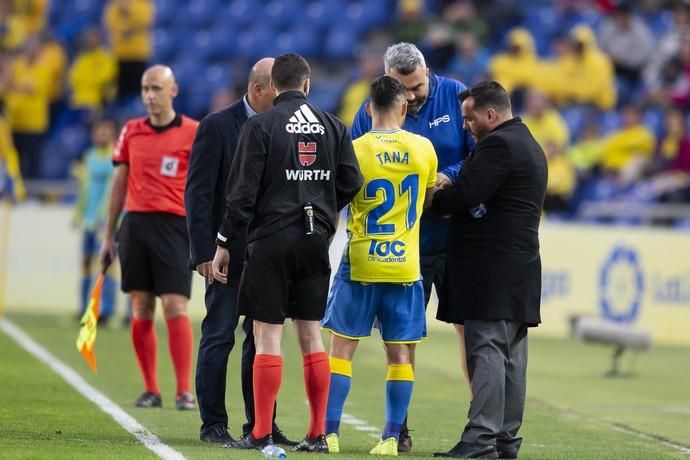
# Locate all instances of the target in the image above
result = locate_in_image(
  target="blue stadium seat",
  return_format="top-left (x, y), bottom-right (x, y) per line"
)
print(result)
top-left (152, 28), bottom-right (177, 63)
top-left (324, 24), bottom-right (360, 60)
top-left (72, 0), bottom-right (105, 23)
top-left (201, 64), bottom-right (233, 91)
top-left (183, 0), bottom-right (220, 28)
top-left (222, 0), bottom-right (256, 29)
top-left (264, 0), bottom-right (306, 30)
top-left (561, 105), bottom-right (589, 142)
top-left (523, 7), bottom-right (560, 56)
top-left (208, 26), bottom-right (241, 60)
top-left (643, 108), bottom-right (665, 140)
top-left (155, 0), bottom-right (180, 26)
top-left (304, 0), bottom-right (341, 29)
top-left (600, 111), bottom-right (621, 135)
top-left (274, 27), bottom-right (321, 58)
top-left (236, 28), bottom-right (276, 61)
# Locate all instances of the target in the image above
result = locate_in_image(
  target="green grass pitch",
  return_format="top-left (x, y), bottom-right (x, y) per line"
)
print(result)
top-left (1, 312), bottom-right (689, 459)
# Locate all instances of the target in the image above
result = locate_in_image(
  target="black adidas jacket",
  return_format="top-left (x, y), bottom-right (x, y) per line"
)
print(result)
top-left (217, 91), bottom-right (363, 246)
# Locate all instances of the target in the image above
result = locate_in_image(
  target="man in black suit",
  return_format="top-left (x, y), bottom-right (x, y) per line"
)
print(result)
top-left (184, 57), bottom-right (294, 446)
top-left (431, 81), bottom-right (547, 459)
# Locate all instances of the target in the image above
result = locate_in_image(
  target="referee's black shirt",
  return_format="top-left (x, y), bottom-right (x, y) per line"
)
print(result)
top-left (218, 91), bottom-right (362, 245)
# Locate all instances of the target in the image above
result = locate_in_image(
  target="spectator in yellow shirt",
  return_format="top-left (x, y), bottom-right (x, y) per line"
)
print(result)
top-left (39, 33), bottom-right (67, 107)
top-left (6, 35), bottom-right (51, 178)
top-left (0, 103), bottom-right (25, 200)
top-left (337, 49), bottom-right (382, 128)
top-left (13, 0), bottom-right (48, 34)
top-left (0, 0), bottom-right (26, 51)
top-left (104, 0), bottom-right (153, 100)
top-left (546, 25), bottom-right (617, 110)
top-left (602, 105), bottom-right (656, 183)
top-left (489, 27), bottom-right (545, 95)
top-left (543, 142), bottom-right (576, 214)
top-left (521, 89), bottom-right (570, 151)
top-left (68, 27), bottom-right (117, 113)
top-left (567, 121), bottom-right (605, 173)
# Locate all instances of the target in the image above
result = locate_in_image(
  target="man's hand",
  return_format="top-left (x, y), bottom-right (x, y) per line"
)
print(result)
top-left (99, 236), bottom-right (116, 266)
top-left (435, 172), bottom-right (452, 190)
top-left (212, 247), bottom-right (230, 284)
top-left (196, 261), bottom-right (214, 284)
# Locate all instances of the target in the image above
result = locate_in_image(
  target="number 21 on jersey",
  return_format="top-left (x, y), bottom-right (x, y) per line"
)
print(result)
top-left (363, 174), bottom-right (419, 235)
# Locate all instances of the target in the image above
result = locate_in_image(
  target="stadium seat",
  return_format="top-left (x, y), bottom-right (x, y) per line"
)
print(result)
top-left (274, 27), bottom-right (321, 58)
top-left (208, 26), bottom-right (240, 60)
top-left (154, 0), bottom-right (180, 26)
top-left (264, 0), bottom-right (306, 30)
top-left (599, 111), bottom-right (621, 135)
top-left (183, 0), bottom-right (220, 28)
top-left (561, 105), bottom-right (589, 142)
top-left (152, 28), bottom-right (177, 63)
top-left (236, 28), bottom-right (276, 61)
top-left (642, 108), bottom-right (665, 139)
top-left (223, 0), bottom-right (256, 29)
top-left (324, 24), bottom-right (360, 60)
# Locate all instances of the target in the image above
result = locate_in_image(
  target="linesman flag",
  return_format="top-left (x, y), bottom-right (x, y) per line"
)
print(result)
top-left (76, 257), bottom-right (111, 373)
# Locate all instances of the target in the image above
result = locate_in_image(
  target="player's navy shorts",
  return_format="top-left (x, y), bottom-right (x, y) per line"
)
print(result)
top-left (82, 230), bottom-right (99, 258)
top-left (238, 221), bottom-right (331, 324)
top-left (118, 212), bottom-right (192, 297)
top-left (322, 272), bottom-right (426, 343)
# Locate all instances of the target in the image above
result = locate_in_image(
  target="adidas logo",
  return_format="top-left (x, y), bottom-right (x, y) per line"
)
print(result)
top-left (286, 104), bottom-right (325, 135)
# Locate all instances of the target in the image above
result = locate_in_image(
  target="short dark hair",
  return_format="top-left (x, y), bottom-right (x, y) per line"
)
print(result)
top-left (271, 53), bottom-right (310, 91)
top-left (370, 75), bottom-right (406, 111)
top-left (459, 81), bottom-right (511, 112)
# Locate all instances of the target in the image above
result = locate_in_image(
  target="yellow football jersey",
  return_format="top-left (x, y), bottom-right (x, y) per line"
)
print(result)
top-left (346, 129), bottom-right (437, 283)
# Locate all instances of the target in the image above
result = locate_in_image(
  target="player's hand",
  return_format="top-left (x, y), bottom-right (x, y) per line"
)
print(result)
top-left (212, 247), bottom-right (230, 284)
top-left (435, 172), bottom-right (452, 189)
top-left (99, 237), bottom-right (116, 266)
top-left (196, 261), bottom-right (214, 284)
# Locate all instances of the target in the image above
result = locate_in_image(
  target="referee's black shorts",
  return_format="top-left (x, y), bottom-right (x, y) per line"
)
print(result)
top-left (238, 221), bottom-right (331, 324)
top-left (118, 212), bottom-right (193, 298)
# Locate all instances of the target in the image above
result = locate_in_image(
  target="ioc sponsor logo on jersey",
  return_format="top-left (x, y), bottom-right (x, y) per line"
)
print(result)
top-left (286, 104), bottom-right (325, 135)
top-left (368, 240), bottom-right (406, 262)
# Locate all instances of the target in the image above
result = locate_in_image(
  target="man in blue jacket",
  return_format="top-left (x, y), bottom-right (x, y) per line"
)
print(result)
top-left (351, 42), bottom-right (473, 453)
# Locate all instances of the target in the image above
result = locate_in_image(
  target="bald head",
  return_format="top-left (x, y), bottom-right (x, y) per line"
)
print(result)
top-left (141, 65), bottom-right (178, 125)
top-left (247, 57), bottom-right (276, 113)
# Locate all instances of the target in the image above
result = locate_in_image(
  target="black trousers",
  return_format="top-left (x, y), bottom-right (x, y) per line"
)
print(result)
top-left (196, 278), bottom-right (276, 434)
top-left (421, 252), bottom-right (446, 307)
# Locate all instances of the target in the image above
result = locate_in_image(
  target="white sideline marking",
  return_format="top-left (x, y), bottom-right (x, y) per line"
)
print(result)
top-left (533, 399), bottom-right (690, 455)
top-left (0, 318), bottom-right (186, 460)
top-left (341, 413), bottom-right (380, 438)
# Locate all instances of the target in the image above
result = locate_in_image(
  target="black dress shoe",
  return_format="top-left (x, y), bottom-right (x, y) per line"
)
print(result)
top-left (134, 392), bottom-right (162, 408)
top-left (292, 434), bottom-right (329, 453)
top-left (228, 432), bottom-right (272, 449)
top-left (497, 448), bottom-right (518, 459)
top-left (272, 426), bottom-right (298, 446)
top-left (398, 427), bottom-right (413, 453)
top-left (432, 441), bottom-right (498, 459)
top-left (200, 425), bottom-right (235, 444)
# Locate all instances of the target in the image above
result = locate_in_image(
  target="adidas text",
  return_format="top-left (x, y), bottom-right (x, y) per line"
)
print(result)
top-left (286, 104), bottom-right (325, 135)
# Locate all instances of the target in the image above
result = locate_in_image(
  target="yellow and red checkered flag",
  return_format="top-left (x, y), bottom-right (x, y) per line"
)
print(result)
top-left (76, 257), bottom-right (111, 373)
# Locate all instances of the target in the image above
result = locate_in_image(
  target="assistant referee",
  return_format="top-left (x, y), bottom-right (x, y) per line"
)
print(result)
top-left (100, 65), bottom-right (199, 410)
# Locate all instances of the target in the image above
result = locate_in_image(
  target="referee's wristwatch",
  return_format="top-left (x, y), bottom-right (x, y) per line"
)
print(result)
top-left (216, 232), bottom-right (230, 249)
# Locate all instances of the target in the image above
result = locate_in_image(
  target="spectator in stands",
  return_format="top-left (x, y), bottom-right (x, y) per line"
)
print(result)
top-left (390, 0), bottom-right (428, 45)
top-left (521, 89), bottom-right (570, 152)
top-left (0, 0), bottom-right (26, 52)
top-left (657, 108), bottom-right (690, 173)
top-left (421, 22), bottom-right (456, 71)
top-left (39, 32), bottom-right (67, 120)
top-left (14, 0), bottom-right (47, 35)
top-left (489, 27), bottom-right (545, 96)
top-left (654, 33), bottom-right (690, 111)
top-left (598, 1), bottom-right (654, 98)
top-left (337, 48), bottom-right (383, 129)
top-left (73, 119), bottom-right (117, 323)
top-left (602, 104), bottom-right (656, 183)
top-left (68, 27), bottom-right (117, 115)
top-left (644, 1), bottom-right (690, 92)
top-left (6, 35), bottom-right (51, 178)
top-left (567, 121), bottom-right (605, 173)
top-left (0, 100), bottom-right (24, 200)
top-left (543, 142), bottom-right (576, 214)
top-left (447, 32), bottom-right (489, 85)
top-left (547, 25), bottom-right (617, 110)
top-left (104, 0), bottom-right (153, 101)
top-left (443, 0), bottom-right (488, 44)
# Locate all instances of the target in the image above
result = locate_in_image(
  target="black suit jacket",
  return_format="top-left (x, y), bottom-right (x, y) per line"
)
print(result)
top-left (431, 117), bottom-right (547, 325)
top-left (185, 98), bottom-right (249, 280)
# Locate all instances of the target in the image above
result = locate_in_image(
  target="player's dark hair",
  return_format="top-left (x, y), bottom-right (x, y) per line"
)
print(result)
top-left (459, 81), bottom-right (511, 112)
top-left (272, 53), bottom-right (311, 91)
top-left (370, 75), bottom-right (406, 111)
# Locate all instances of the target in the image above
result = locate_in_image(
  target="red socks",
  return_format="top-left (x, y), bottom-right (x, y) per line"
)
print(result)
top-left (166, 316), bottom-right (194, 396)
top-left (252, 354), bottom-right (283, 439)
top-left (131, 318), bottom-right (159, 394)
top-left (303, 351), bottom-right (330, 438)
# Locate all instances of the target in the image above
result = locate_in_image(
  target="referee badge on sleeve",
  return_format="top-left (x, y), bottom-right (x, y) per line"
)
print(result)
top-left (160, 156), bottom-right (179, 177)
